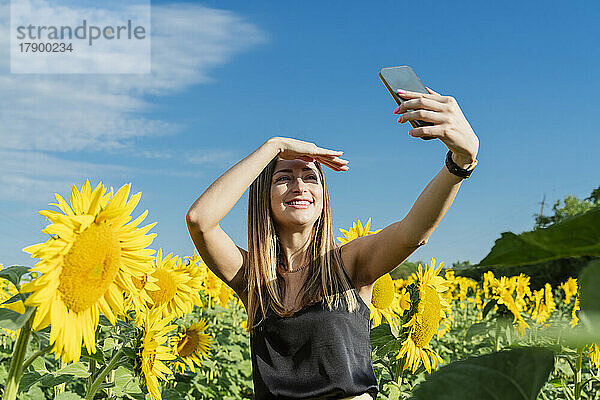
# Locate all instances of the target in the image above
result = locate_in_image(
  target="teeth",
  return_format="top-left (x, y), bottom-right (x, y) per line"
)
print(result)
top-left (288, 200), bottom-right (311, 205)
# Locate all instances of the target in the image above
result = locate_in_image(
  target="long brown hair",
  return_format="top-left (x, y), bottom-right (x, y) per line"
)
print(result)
top-left (243, 155), bottom-right (359, 334)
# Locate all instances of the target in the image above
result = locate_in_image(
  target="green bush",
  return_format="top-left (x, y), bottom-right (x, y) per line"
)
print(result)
top-left (455, 256), bottom-right (599, 290)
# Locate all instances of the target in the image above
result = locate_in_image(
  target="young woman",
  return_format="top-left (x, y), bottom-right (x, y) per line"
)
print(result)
top-left (186, 87), bottom-right (479, 399)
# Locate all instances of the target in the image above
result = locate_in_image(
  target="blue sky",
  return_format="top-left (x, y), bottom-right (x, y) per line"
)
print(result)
top-left (1, 0), bottom-right (598, 269)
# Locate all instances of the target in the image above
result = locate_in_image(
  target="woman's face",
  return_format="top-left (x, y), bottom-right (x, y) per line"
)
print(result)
top-left (270, 157), bottom-right (324, 230)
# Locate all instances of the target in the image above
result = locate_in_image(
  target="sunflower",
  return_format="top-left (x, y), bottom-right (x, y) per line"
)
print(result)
top-left (559, 277), bottom-right (577, 305)
top-left (178, 251), bottom-right (206, 310)
top-left (171, 318), bottom-right (213, 373)
top-left (337, 218), bottom-right (381, 244)
top-left (196, 258), bottom-right (236, 309)
top-left (482, 271), bottom-right (497, 299)
top-left (21, 180), bottom-right (156, 363)
top-left (570, 296), bottom-right (580, 328)
top-left (530, 283), bottom-right (556, 326)
top-left (397, 258), bottom-right (450, 374)
top-left (514, 274), bottom-right (532, 305)
top-left (138, 308), bottom-right (177, 400)
top-left (370, 273), bottom-right (410, 328)
top-left (142, 249), bottom-right (199, 320)
top-left (127, 271), bottom-right (161, 315)
top-left (588, 343), bottom-right (600, 369)
top-left (486, 275), bottom-right (530, 336)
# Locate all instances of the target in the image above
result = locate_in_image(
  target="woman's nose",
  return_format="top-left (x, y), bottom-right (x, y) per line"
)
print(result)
top-left (291, 177), bottom-right (307, 191)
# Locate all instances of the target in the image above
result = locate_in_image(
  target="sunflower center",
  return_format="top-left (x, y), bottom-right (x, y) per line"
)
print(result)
top-left (133, 275), bottom-right (147, 290)
top-left (411, 286), bottom-right (442, 348)
top-left (148, 269), bottom-right (177, 306)
top-left (58, 221), bottom-right (121, 313)
top-left (371, 274), bottom-right (395, 309)
top-left (177, 329), bottom-right (200, 357)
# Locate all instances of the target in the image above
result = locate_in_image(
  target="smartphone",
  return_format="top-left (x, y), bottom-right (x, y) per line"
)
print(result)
top-left (379, 65), bottom-right (436, 140)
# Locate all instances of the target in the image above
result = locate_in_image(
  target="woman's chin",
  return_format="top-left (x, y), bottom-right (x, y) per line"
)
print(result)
top-left (279, 214), bottom-right (318, 227)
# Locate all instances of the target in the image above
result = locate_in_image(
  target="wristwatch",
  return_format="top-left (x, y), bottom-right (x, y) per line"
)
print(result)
top-left (445, 150), bottom-right (478, 179)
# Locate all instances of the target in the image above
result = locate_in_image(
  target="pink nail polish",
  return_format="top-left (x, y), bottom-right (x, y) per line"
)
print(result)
top-left (394, 106), bottom-right (401, 114)
top-left (397, 116), bottom-right (402, 123)
top-left (396, 89), bottom-right (406, 94)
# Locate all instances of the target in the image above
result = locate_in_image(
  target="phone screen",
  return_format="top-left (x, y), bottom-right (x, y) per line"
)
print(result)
top-left (379, 66), bottom-right (435, 140)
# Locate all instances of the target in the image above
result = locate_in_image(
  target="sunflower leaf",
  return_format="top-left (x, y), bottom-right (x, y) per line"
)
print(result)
top-left (54, 393), bottom-right (84, 399)
top-left (370, 323), bottom-right (395, 348)
top-left (113, 366), bottom-right (143, 396)
top-left (0, 265), bottom-right (31, 290)
top-left (0, 306), bottom-right (35, 331)
top-left (477, 207), bottom-right (600, 267)
top-left (482, 299), bottom-right (497, 320)
top-left (578, 259), bottom-right (600, 333)
top-left (375, 338), bottom-right (402, 358)
top-left (465, 322), bottom-right (489, 341)
top-left (81, 347), bottom-right (105, 364)
top-left (18, 371), bottom-right (44, 393)
top-left (1, 292), bottom-right (30, 307)
top-left (410, 347), bottom-right (554, 400)
top-left (54, 361), bottom-right (90, 378)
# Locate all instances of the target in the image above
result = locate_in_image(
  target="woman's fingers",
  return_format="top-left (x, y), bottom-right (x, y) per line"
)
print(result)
top-left (393, 97), bottom-right (446, 114)
top-left (398, 109), bottom-right (447, 124)
top-left (397, 88), bottom-right (445, 102)
top-left (314, 146), bottom-right (344, 158)
top-left (316, 156), bottom-right (349, 171)
top-left (426, 87), bottom-right (442, 96)
top-left (319, 155), bottom-right (349, 167)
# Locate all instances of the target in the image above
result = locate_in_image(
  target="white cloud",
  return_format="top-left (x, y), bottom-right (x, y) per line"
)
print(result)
top-left (0, 0), bottom-right (267, 152)
top-left (185, 150), bottom-right (238, 165)
top-left (0, 0), bottom-right (266, 201)
top-left (0, 148), bottom-right (217, 202)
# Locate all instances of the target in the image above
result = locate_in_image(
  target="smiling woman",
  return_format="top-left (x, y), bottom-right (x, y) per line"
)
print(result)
top-left (187, 137), bottom-right (381, 399)
top-left (186, 95), bottom-right (479, 398)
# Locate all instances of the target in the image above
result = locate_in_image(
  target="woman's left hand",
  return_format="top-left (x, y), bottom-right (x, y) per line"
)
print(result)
top-left (394, 87), bottom-right (479, 168)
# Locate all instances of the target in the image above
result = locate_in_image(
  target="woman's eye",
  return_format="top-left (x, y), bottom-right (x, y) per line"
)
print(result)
top-left (274, 175), bottom-right (317, 183)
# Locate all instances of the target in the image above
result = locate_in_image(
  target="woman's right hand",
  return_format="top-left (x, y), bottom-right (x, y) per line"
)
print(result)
top-left (268, 137), bottom-right (349, 171)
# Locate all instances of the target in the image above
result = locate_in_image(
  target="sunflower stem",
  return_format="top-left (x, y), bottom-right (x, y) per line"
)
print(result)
top-left (54, 361), bottom-right (66, 397)
top-left (87, 359), bottom-right (96, 393)
top-left (574, 346), bottom-right (584, 400)
top-left (494, 321), bottom-right (501, 351)
top-left (395, 359), bottom-right (404, 385)
top-left (3, 309), bottom-right (35, 400)
top-left (21, 344), bottom-right (53, 371)
top-left (84, 348), bottom-right (125, 400)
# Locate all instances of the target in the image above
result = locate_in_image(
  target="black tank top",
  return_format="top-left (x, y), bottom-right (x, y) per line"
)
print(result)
top-left (249, 258), bottom-right (379, 399)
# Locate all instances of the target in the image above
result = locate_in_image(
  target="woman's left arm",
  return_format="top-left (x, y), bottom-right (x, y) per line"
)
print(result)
top-left (348, 87), bottom-right (479, 286)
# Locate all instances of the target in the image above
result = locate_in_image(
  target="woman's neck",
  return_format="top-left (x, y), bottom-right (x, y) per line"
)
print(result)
top-left (276, 225), bottom-right (314, 271)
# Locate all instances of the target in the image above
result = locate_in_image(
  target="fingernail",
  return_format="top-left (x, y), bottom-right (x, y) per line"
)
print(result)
top-left (396, 89), bottom-right (406, 94)
top-left (397, 116), bottom-right (403, 123)
top-left (394, 106), bottom-right (401, 114)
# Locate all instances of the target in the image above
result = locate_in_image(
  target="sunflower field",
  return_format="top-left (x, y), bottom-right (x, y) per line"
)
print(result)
top-left (0, 181), bottom-right (599, 399)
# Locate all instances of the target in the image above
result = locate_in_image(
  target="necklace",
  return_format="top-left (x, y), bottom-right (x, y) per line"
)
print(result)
top-left (277, 261), bottom-right (311, 273)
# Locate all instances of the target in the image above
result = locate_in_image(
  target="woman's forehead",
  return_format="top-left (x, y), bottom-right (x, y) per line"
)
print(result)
top-left (274, 158), bottom-right (318, 171)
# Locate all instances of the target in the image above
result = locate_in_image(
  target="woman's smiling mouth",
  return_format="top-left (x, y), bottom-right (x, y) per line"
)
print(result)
top-left (285, 199), bottom-right (313, 208)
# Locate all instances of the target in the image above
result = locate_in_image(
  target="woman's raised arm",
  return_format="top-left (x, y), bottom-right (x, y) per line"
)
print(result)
top-left (344, 87), bottom-right (479, 287)
top-left (187, 138), bottom-right (279, 232)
